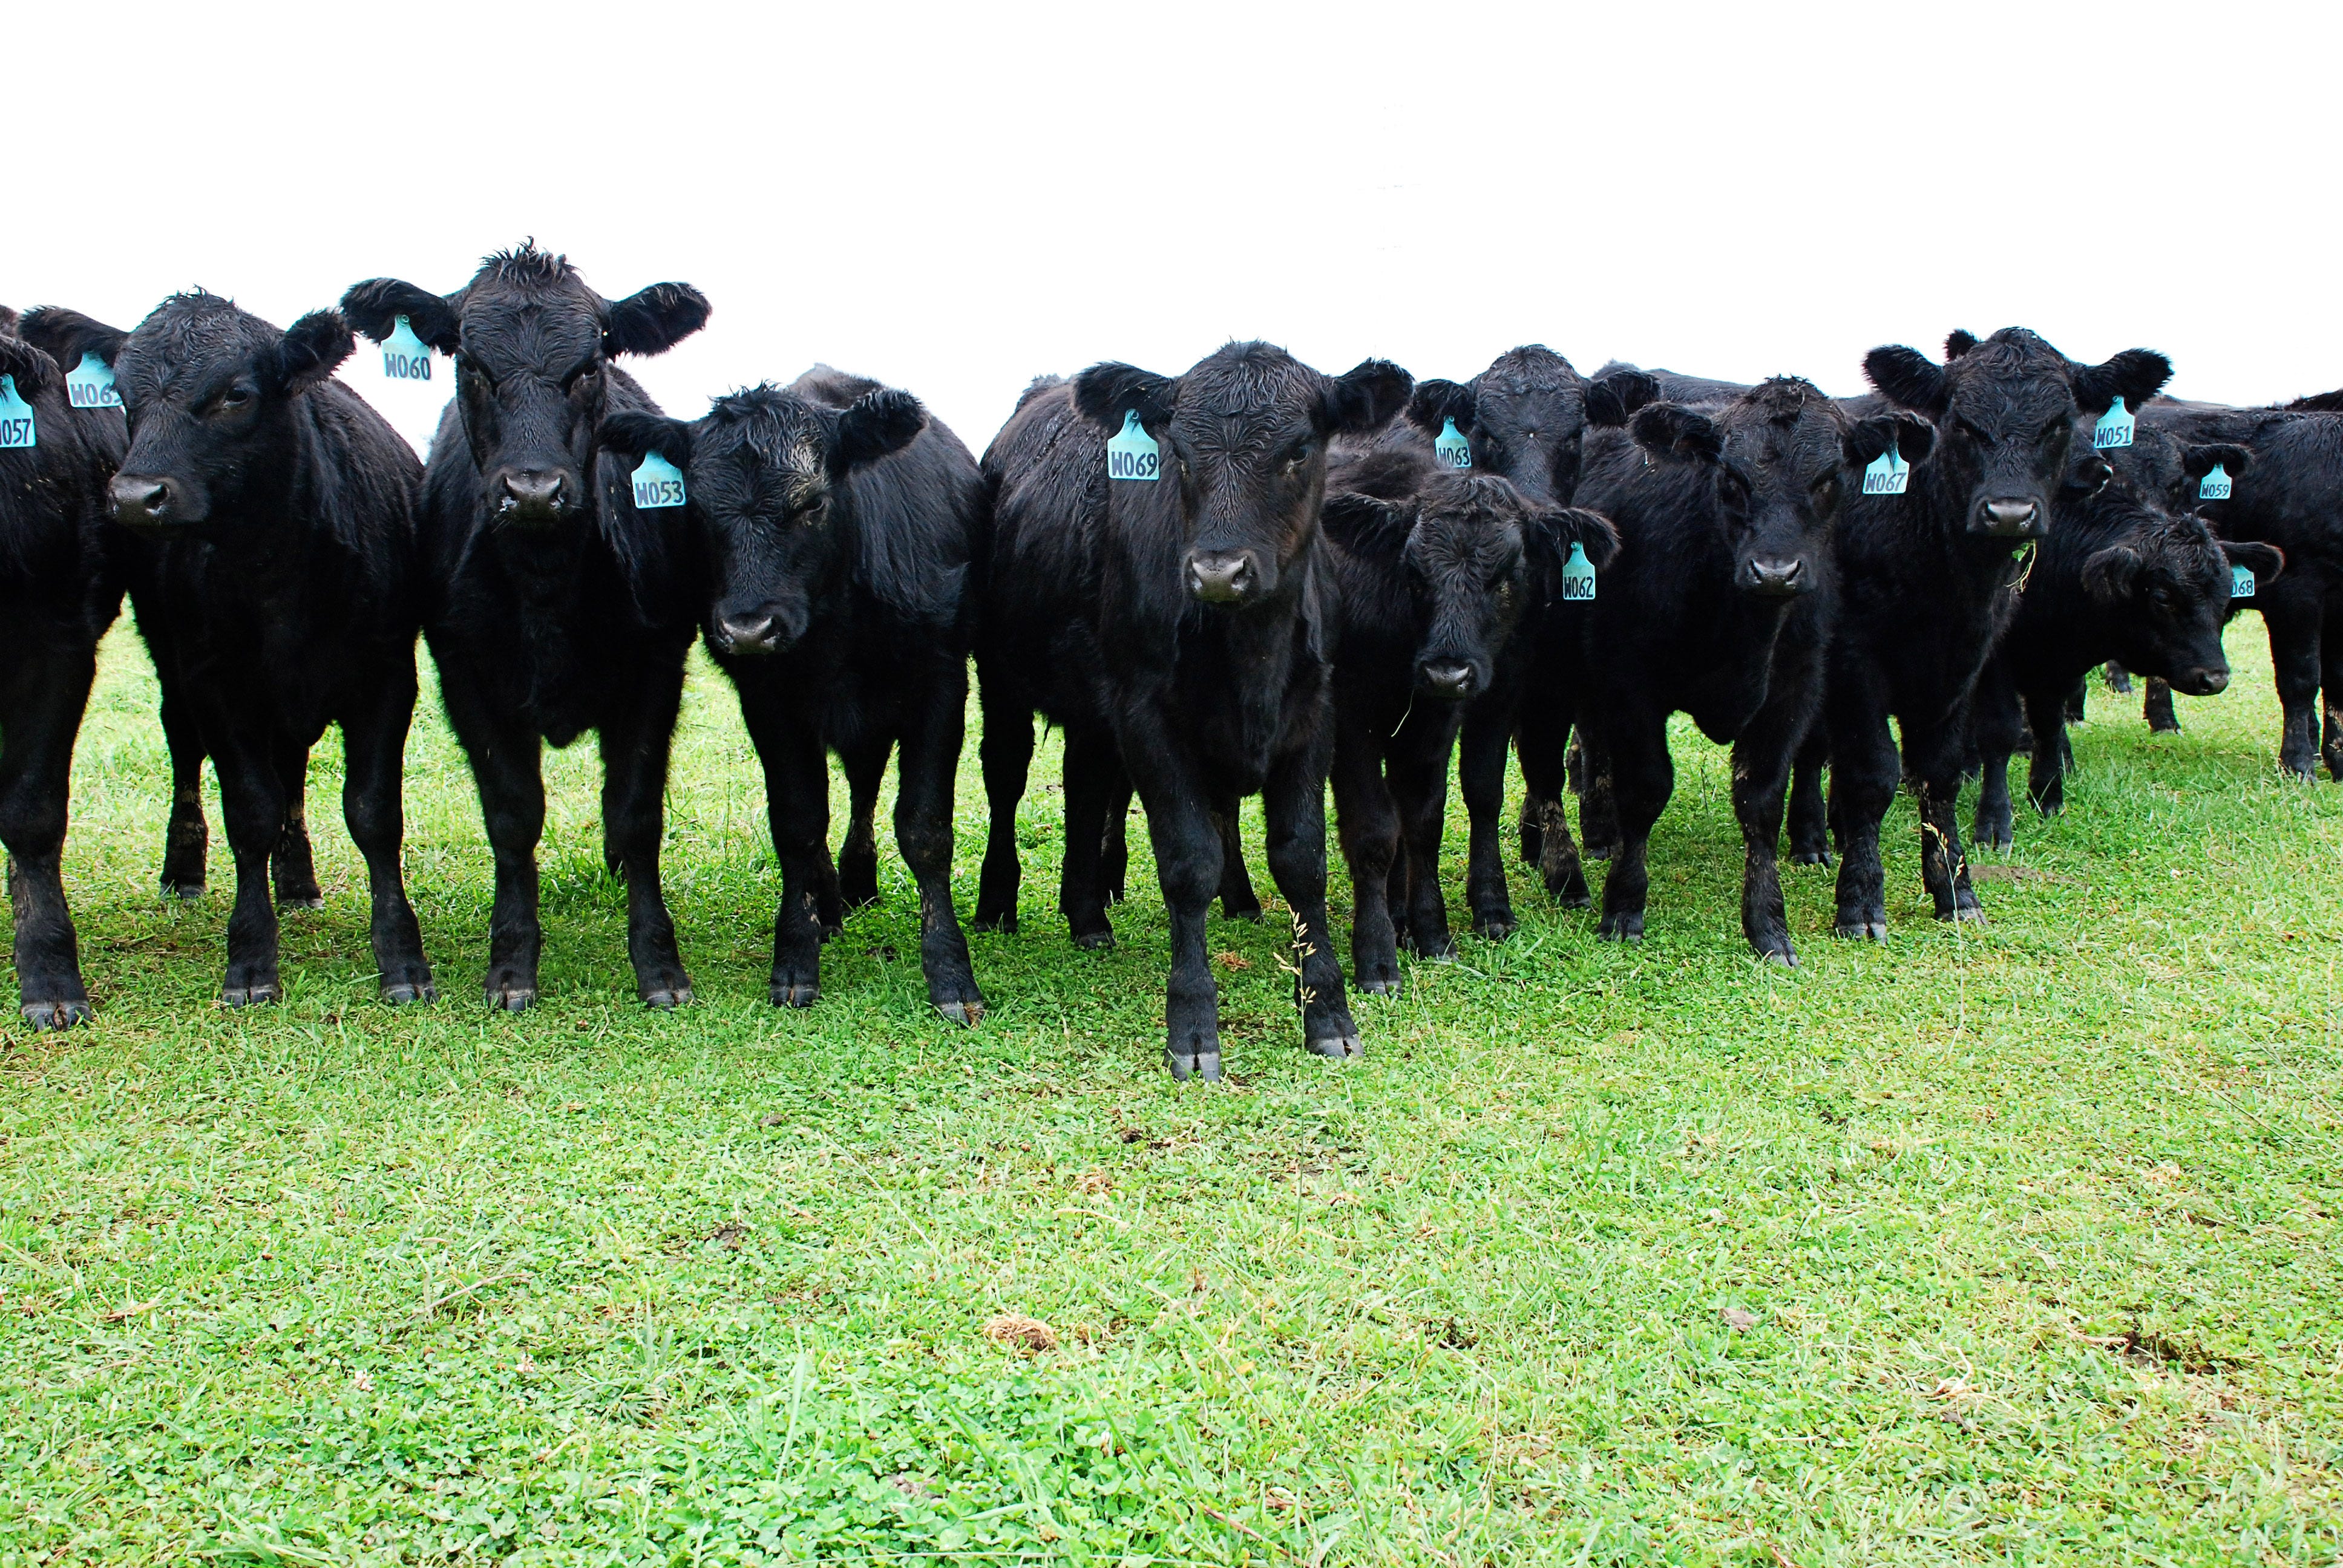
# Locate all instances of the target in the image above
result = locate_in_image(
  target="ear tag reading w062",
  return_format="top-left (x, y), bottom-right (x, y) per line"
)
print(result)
top-left (65, 353), bottom-right (119, 410)
top-left (1862, 438), bottom-right (1910, 495)
top-left (2093, 397), bottom-right (2135, 450)
top-left (1106, 410), bottom-right (1159, 481)
top-left (2198, 463), bottom-right (2233, 500)
top-left (2230, 563), bottom-right (2256, 599)
top-left (1559, 540), bottom-right (1596, 601)
top-left (0, 376), bottom-right (35, 449)
top-left (382, 315), bottom-right (433, 382)
top-left (631, 451), bottom-right (686, 509)
top-left (1434, 416), bottom-right (1472, 469)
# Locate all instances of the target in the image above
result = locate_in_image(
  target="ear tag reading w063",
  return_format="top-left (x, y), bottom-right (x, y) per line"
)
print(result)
top-left (1434, 416), bottom-right (1472, 469)
top-left (2230, 563), bottom-right (2256, 598)
top-left (1559, 540), bottom-right (1596, 601)
top-left (0, 376), bottom-right (35, 449)
top-left (2093, 397), bottom-right (2135, 450)
top-left (1862, 439), bottom-right (1910, 495)
top-left (2198, 463), bottom-right (2233, 500)
top-left (65, 353), bottom-right (119, 410)
top-left (382, 315), bottom-right (433, 382)
top-left (631, 451), bottom-right (686, 509)
top-left (1106, 410), bottom-right (1159, 481)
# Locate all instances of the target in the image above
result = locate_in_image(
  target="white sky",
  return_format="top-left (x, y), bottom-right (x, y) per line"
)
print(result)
top-left (16, 1), bottom-right (2334, 456)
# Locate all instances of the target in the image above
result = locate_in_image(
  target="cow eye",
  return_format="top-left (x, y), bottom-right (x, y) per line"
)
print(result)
top-left (1953, 417), bottom-right (1990, 444)
top-left (563, 364), bottom-right (601, 393)
top-left (217, 387), bottom-right (252, 411)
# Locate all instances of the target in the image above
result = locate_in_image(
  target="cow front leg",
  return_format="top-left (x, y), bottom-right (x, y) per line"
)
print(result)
top-left (1828, 703), bottom-right (1898, 941)
top-left (600, 675), bottom-right (692, 1008)
top-left (1139, 779), bottom-right (1225, 1080)
top-left (738, 686), bottom-right (828, 1007)
top-left (1970, 660), bottom-right (2021, 852)
top-left (1457, 698), bottom-right (1517, 937)
top-left (340, 665), bottom-right (434, 1004)
top-left (1, 648), bottom-right (96, 1027)
top-left (2267, 604), bottom-right (2322, 777)
top-left (1331, 719), bottom-right (1401, 994)
top-left (270, 736), bottom-right (323, 908)
top-left (1265, 740), bottom-right (1359, 1061)
top-left (1058, 728), bottom-right (1119, 950)
top-left (1732, 711), bottom-right (1806, 964)
top-left (2143, 676), bottom-right (2178, 733)
top-left (1593, 720), bottom-right (1671, 944)
top-left (209, 724), bottom-right (287, 1006)
top-left (894, 665), bottom-right (984, 1025)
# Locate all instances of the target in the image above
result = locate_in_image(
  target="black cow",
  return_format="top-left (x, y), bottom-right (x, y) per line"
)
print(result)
top-left (974, 342), bottom-right (1411, 1080)
top-left (601, 370), bottom-right (988, 1021)
top-left (339, 245), bottom-right (709, 1009)
top-left (25, 294), bottom-right (433, 1006)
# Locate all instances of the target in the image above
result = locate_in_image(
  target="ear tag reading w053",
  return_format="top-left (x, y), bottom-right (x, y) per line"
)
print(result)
top-left (1106, 410), bottom-right (1159, 481)
top-left (2230, 563), bottom-right (2256, 599)
top-left (631, 451), bottom-right (686, 509)
top-left (0, 376), bottom-right (34, 449)
top-left (2093, 397), bottom-right (2135, 450)
top-left (382, 315), bottom-right (433, 382)
top-left (1559, 541), bottom-right (1596, 601)
top-left (65, 353), bottom-right (119, 410)
top-left (2198, 463), bottom-right (2233, 500)
top-left (1434, 417), bottom-right (1472, 469)
top-left (1862, 439), bottom-right (1910, 495)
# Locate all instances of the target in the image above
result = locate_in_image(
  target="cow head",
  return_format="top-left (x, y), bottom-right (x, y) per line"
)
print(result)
top-left (2075, 479), bottom-right (2282, 696)
top-left (1072, 342), bottom-right (1411, 607)
top-left (342, 243), bottom-right (708, 528)
top-left (1404, 347), bottom-right (1658, 505)
top-left (601, 384), bottom-right (924, 656)
top-left (1630, 377), bottom-right (1934, 599)
top-left (1865, 327), bottom-right (2170, 540)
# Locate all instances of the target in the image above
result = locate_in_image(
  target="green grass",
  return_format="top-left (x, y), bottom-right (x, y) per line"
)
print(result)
top-left (2, 624), bottom-right (2339, 1567)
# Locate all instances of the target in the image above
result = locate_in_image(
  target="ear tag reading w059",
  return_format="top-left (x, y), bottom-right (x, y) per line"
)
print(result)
top-left (0, 376), bottom-right (34, 449)
top-left (1559, 540), bottom-right (1596, 601)
top-left (2198, 463), bottom-right (2233, 500)
top-left (382, 315), bottom-right (433, 382)
top-left (65, 353), bottom-right (119, 410)
top-left (631, 451), bottom-right (686, 509)
top-left (1862, 439), bottom-right (1910, 495)
top-left (1434, 417), bottom-right (1472, 469)
top-left (1106, 410), bottom-right (1159, 481)
top-left (2093, 397), bottom-right (2135, 450)
top-left (2230, 563), bottom-right (2256, 599)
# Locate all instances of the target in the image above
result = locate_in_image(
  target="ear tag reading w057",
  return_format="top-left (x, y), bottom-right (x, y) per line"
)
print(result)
top-left (0, 376), bottom-right (34, 449)
top-left (2198, 463), bottom-right (2233, 500)
top-left (2093, 397), bottom-right (2135, 450)
top-left (1434, 416), bottom-right (1472, 469)
top-left (2230, 563), bottom-right (2256, 599)
top-left (382, 315), bottom-right (433, 382)
top-left (1862, 439), bottom-right (1910, 495)
top-left (1106, 410), bottom-right (1158, 481)
top-left (65, 353), bottom-right (119, 410)
top-left (1559, 541), bottom-right (1596, 601)
top-left (631, 451), bottom-right (686, 509)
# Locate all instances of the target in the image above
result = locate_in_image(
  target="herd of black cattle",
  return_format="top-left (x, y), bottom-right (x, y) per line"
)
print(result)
top-left (2, 245), bottom-right (2336, 1079)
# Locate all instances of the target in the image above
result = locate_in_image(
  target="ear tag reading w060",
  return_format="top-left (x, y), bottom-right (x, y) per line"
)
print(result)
top-left (65, 353), bottom-right (119, 410)
top-left (2198, 463), bottom-right (2233, 500)
top-left (0, 376), bottom-right (34, 449)
top-left (2093, 397), bottom-right (2135, 450)
top-left (1862, 439), bottom-right (1910, 495)
top-left (1106, 410), bottom-right (1158, 481)
top-left (1434, 416), bottom-right (1472, 469)
top-left (631, 451), bottom-right (686, 509)
top-left (2230, 563), bottom-right (2256, 599)
top-left (382, 315), bottom-right (433, 382)
top-left (1559, 541), bottom-right (1596, 601)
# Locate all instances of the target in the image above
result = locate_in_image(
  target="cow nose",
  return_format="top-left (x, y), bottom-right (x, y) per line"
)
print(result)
top-left (2181, 665), bottom-right (2229, 696)
top-left (1422, 661), bottom-right (1475, 697)
top-left (1983, 498), bottom-right (2039, 534)
top-left (1743, 557), bottom-right (1805, 596)
top-left (1187, 550), bottom-right (1258, 604)
top-left (500, 470), bottom-right (566, 518)
top-left (110, 475), bottom-right (171, 524)
top-left (716, 611), bottom-right (780, 655)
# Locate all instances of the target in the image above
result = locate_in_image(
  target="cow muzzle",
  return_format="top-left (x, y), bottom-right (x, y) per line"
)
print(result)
top-left (493, 468), bottom-right (575, 524)
top-left (1973, 497), bottom-right (2044, 537)
top-left (1420, 660), bottom-right (1478, 700)
top-left (1740, 556), bottom-right (1808, 598)
top-left (110, 474), bottom-right (189, 530)
top-left (713, 608), bottom-right (787, 656)
top-left (2172, 664), bottom-right (2229, 697)
top-left (1186, 549), bottom-right (1260, 605)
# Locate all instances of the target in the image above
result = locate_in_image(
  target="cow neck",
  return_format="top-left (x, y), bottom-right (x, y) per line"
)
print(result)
top-left (1916, 449), bottom-right (2037, 602)
top-left (1175, 555), bottom-right (1320, 771)
top-left (186, 408), bottom-right (333, 605)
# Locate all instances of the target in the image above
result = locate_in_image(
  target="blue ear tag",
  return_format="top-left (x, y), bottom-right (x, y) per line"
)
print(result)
top-left (2093, 397), bottom-right (2134, 450)
top-left (1559, 540), bottom-right (1596, 601)
top-left (1434, 417), bottom-right (1472, 469)
top-left (1861, 437), bottom-right (1910, 495)
top-left (2198, 463), bottom-right (2232, 501)
top-left (1106, 410), bottom-right (1159, 481)
top-left (2230, 563), bottom-right (2255, 599)
top-left (65, 353), bottom-right (119, 410)
top-left (631, 451), bottom-right (686, 509)
top-left (381, 315), bottom-right (434, 382)
top-left (0, 375), bottom-right (34, 449)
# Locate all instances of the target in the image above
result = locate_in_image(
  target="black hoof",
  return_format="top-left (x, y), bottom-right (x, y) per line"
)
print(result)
top-left (382, 979), bottom-right (437, 1006)
top-left (1596, 913), bottom-right (1643, 943)
top-left (972, 912), bottom-right (1019, 935)
top-left (1835, 920), bottom-right (1887, 941)
top-left (935, 998), bottom-right (986, 1027)
top-left (1357, 975), bottom-right (1400, 996)
top-left (1305, 1033), bottom-right (1365, 1060)
top-left (1221, 904), bottom-right (1264, 923)
top-left (221, 983), bottom-right (281, 1008)
top-left (1791, 849), bottom-right (1833, 867)
top-left (162, 880), bottom-right (205, 901)
top-left (771, 982), bottom-right (819, 1008)
top-left (1073, 930), bottom-right (1116, 952)
top-left (1473, 912), bottom-right (1517, 942)
top-left (1165, 1048), bottom-right (1224, 1082)
top-left (21, 999), bottom-right (91, 1030)
top-left (643, 986), bottom-right (694, 1010)
top-left (487, 984), bottom-right (536, 1012)
top-left (1581, 843), bottom-right (1617, 863)
top-left (278, 895), bottom-right (325, 912)
top-left (1943, 904), bottom-right (1988, 926)
top-left (1758, 948), bottom-right (1798, 968)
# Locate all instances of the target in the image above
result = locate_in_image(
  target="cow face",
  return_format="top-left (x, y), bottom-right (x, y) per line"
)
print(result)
top-left (1405, 348), bottom-right (1659, 505)
top-left (1866, 328), bottom-right (2171, 540)
top-left (342, 244), bottom-right (707, 528)
top-left (2077, 488), bottom-right (2282, 696)
top-left (601, 385), bottom-right (924, 656)
top-left (1072, 342), bottom-right (1411, 607)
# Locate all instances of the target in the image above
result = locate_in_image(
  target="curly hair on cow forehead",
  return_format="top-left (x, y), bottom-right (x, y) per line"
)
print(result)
top-left (478, 241), bottom-right (576, 288)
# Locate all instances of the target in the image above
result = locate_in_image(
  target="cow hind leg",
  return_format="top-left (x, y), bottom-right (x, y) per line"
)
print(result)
top-left (971, 680), bottom-right (1032, 933)
top-left (601, 682), bottom-right (693, 1008)
top-left (270, 738), bottom-right (323, 908)
top-left (1788, 732), bottom-right (1832, 864)
top-left (340, 670), bottom-right (433, 1004)
top-left (158, 688), bottom-right (209, 898)
top-left (893, 668), bottom-right (984, 1025)
top-left (836, 737), bottom-right (890, 915)
top-left (1058, 730), bottom-right (1118, 950)
top-left (1100, 769), bottom-right (1132, 904)
top-left (1457, 701), bottom-right (1517, 937)
top-left (1265, 743), bottom-right (1360, 1062)
top-left (2143, 677), bottom-right (2178, 733)
top-left (1214, 795), bottom-right (1263, 921)
top-left (1593, 725), bottom-right (1671, 944)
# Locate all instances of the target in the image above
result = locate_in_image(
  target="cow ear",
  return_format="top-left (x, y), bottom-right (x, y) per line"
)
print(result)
top-left (829, 388), bottom-right (926, 477)
top-left (268, 310), bottom-right (355, 394)
top-left (2073, 348), bottom-right (2172, 416)
top-left (1071, 361), bottom-right (1175, 435)
top-left (1585, 369), bottom-right (1659, 428)
top-left (2221, 538), bottom-right (2284, 584)
top-left (0, 335), bottom-right (59, 396)
top-left (1844, 411), bottom-right (1936, 471)
top-left (1323, 358), bottom-right (1414, 436)
top-left (1320, 491), bottom-right (1415, 557)
top-left (2181, 442), bottom-right (2252, 481)
top-left (603, 283), bottom-right (710, 358)
top-left (1944, 329), bottom-right (1979, 361)
top-left (2080, 543), bottom-right (2143, 603)
top-left (1863, 345), bottom-right (1950, 417)
top-left (340, 278), bottom-right (462, 353)
top-left (1535, 505), bottom-right (1622, 571)
top-left (601, 410), bottom-right (693, 468)
top-left (2063, 447), bottom-right (2115, 497)
top-left (1404, 378), bottom-right (1476, 437)
top-left (1629, 402), bottom-right (1721, 463)
top-left (16, 306), bottom-right (130, 372)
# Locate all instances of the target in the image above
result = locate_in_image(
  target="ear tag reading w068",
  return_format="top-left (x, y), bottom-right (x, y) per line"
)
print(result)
top-left (631, 451), bottom-right (686, 509)
top-left (2230, 563), bottom-right (2256, 599)
top-left (1106, 410), bottom-right (1158, 481)
top-left (1434, 417), bottom-right (1472, 469)
top-left (1559, 541), bottom-right (1596, 601)
top-left (2093, 397), bottom-right (2135, 450)
top-left (65, 353), bottom-right (119, 410)
top-left (1862, 439), bottom-right (1910, 495)
top-left (382, 315), bottom-right (433, 382)
top-left (2198, 463), bottom-right (2233, 500)
top-left (0, 376), bottom-right (35, 449)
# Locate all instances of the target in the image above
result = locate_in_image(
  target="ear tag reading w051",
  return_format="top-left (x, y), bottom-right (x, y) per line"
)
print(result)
top-left (2198, 463), bottom-right (2233, 500)
top-left (1862, 439), bottom-right (1910, 495)
top-left (65, 353), bottom-right (119, 410)
top-left (0, 376), bottom-right (34, 449)
top-left (2230, 563), bottom-right (2256, 599)
top-left (382, 315), bottom-right (433, 382)
top-left (1106, 410), bottom-right (1159, 481)
top-left (631, 451), bottom-right (686, 509)
top-left (2093, 397), bottom-right (2135, 450)
top-left (1559, 540), bottom-right (1596, 601)
top-left (1434, 416), bottom-right (1472, 469)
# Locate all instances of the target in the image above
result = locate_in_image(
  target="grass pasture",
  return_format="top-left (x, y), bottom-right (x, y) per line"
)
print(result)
top-left (2, 623), bottom-right (2339, 1566)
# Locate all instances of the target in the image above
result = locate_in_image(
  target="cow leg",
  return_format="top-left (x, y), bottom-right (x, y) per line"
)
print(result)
top-left (1733, 710), bottom-right (1807, 965)
top-left (1390, 722), bottom-right (1458, 960)
top-left (1515, 705), bottom-right (1567, 867)
top-left (2143, 676), bottom-right (2178, 733)
top-left (339, 664), bottom-right (433, 1004)
top-left (736, 683), bottom-right (828, 1008)
top-left (208, 720), bottom-right (287, 1007)
top-left (1058, 728), bottom-right (1118, 950)
top-left (2104, 661), bottom-right (2133, 695)
top-left (1, 646), bottom-right (96, 1027)
top-left (2023, 687), bottom-right (2072, 817)
top-left (1331, 717), bottom-right (1401, 995)
top-left (600, 675), bottom-right (692, 1008)
top-left (2062, 678), bottom-right (2088, 726)
top-left (1214, 793), bottom-right (1263, 921)
top-left (1906, 717), bottom-right (1983, 924)
top-left (834, 736), bottom-right (890, 918)
top-left (1828, 696), bottom-right (1898, 941)
top-left (1970, 659), bottom-right (2021, 852)
top-left (1263, 734), bottom-right (1360, 1062)
top-left (270, 736), bottom-right (323, 908)
top-left (2266, 604), bottom-right (2322, 777)
top-left (438, 674), bottom-right (546, 1010)
top-left (1787, 729), bottom-right (1832, 865)
top-left (1576, 739), bottom-right (1622, 863)
top-left (1100, 767), bottom-right (1133, 904)
top-left (1458, 697), bottom-right (1517, 937)
top-left (2321, 630), bottom-right (2343, 781)
top-left (894, 664), bottom-right (984, 1025)
top-left (1129, 746), bottom-right (1225, 1080)
top-left (971, 676), bottom-right (1031, 932)
top-left (157, 686), bottom-right (209, 899)
top-left (1593, 716), bottom-right (1670, 944)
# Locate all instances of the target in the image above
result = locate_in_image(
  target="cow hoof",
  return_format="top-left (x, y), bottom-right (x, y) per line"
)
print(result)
top-left (1357, 974), bottom-right (1400, 996)
top-left (381, 980), bottom-right (437, 1006)
top-left (221, 983), bottom-right (280, 1008)
top-left (1073, 930), bottom-right (1116, 952)
top-left (771, 981), bottom-right (819, 1008)
top-left (1759, 948), bottom-right (1798, 968)
top-left (971, 911), bottom-right (1019, 935)
top-left (1596, 914), bottom-right (1643, 943)
top-left (21, 999), bottom-right (91, 1031)
top-left (1791, 849), bottom-right (1833, 867)
top-left (1306, 1032), bottom-right (1365, 1060)
top-left (278, 895), bottom-right (325, 912)
top-left (1835, 920), bottom-right (1888, 941)
top-left (934, 998), bottom-right (986, 1027)
top-left (1473, 913), bottom-right (1516, 942)
top-left (1165, 1047), bottom-right (1224, 1082)
top-left (642, 986), bottom-right (694, 1010)
top-left (1945, 905), bottom-right (1988, 926)
top-left (1222, 903), bottom-right (1263, 923)
top-left (1581, 843), bottom-right (1617, 863)
top-left (163, 880), bottom-right (205, 901)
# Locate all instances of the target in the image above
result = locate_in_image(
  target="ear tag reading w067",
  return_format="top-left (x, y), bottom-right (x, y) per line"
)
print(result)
top-left (1862, 438), bottom-right (1910, 495)
top-left (1106, 410), bottom-right (1158, 481)
top-left (2093, 397), bottom-right (2135, 450)
top-left (2230, 563), bottom-right (2256, 599)
top-left (631, 451), bottom-right (686, 509)
top-left (1434, 417), bottom-right (1472, 469)
top-left (0, 376), bottom-right (35, 449)
top-left (1559, 541), bottom-right (1596, 601)
top-left (65, 353), bottom-right (119, 410)
top-left (2198, 463), bottom-right (2233, 500)
top-left (382, 315), bottom-right (433, 382)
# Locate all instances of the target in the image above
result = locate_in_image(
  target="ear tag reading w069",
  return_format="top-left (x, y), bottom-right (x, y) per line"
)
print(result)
top-left (1106, 410), bottom-right (1158, 481)
top-left (2198, 463), bottom-right (2233, 500)
top-left (2230, 563), bottom-right (2256, 599)
top-left (1434, 417), bottom-right (1472, 469)
top-left (0, 375), bottom-right (35, 449)
top-left (382, 315), bottom-right (433, 382)
top-left (1862, 439), bottom-right (1910, 495)
top-left (631, 451), bottom-right (686, 509)
top-left (1559, 540), bottom-right (1596, 601)
top-left (2093, 397), bottom-right (2135, 450)
top-left (65, 353), bottom-right (119, 410)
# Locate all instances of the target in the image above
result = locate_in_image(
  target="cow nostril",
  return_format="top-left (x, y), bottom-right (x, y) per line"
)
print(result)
top-left (1423, 662), bottom-right (1474, 695)
top-left (110, 477), bottom-right (169, 519)
top-left (1984, 499), bottom-right (2039, 531)
top-left (719, 613), bottom-right (778, 653)
top-left (2200, 668), bottom-right (2229, 694)
top-left (1187, 552), bottom-right (1259, 604)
